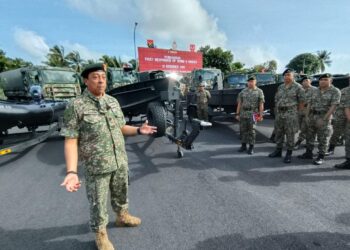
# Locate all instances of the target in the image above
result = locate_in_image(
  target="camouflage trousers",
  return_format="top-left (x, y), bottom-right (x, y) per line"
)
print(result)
top-left (306, 114), bottom-right (331, 155)
top-left (239, 117), bottom-right (256, 145)
top-left (345, 122), bottom-right (350, 158)
top-left (297, 113), bottom-right (308, 141)
top-left (85, 165), bottom-right (129, 232)
top-left (275, 112), bottom-right (299, 150)
top-left (197, 105), bottom-right (208, 121)
top-left (329, 117), bottom-right (346, 145)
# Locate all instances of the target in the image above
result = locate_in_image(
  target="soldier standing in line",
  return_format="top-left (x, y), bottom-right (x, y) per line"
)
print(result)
top-left (334, 83), bottom-right (350, 169)
top-left (294, 76), bottom-right (317, 149)
top-left (236, 75), bottom-right (265, 155)
top-left (268, 69), bottom-right (305, 163)
top-left (326, 78), bottom-right (350, 155)
top-left (60, 63), bottom-right (157, 250)
top-left (196, 81), bottom-right (211, 121)
top-left (298, 73), bottom-right (341, 165)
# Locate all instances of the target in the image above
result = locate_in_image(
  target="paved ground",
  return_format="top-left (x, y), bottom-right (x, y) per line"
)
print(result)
top-left (1, 117), bottom-right (350, 250)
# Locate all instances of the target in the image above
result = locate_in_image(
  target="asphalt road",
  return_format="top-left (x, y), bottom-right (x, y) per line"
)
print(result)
top-left (1, 117), bottom-right (350, 250)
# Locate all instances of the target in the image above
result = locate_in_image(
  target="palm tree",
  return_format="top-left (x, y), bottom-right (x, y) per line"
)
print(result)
top-left (44, 45), bottom-right (69, 67)
top-left (99, 55), bottom-right (121, 68)
top-left (66, 51), bottom-right (85, 72)
top-left (316, 50), bottom-right (332, 72)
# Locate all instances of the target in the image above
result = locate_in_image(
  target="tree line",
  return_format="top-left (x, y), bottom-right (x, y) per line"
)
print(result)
top-left (0, 45), bottom-right (332, 76)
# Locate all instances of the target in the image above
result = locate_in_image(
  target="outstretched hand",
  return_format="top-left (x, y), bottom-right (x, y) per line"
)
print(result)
top-left (60, 174), bottom-right (81, 192)
top-left (139, 120), bottom-right (157, 135)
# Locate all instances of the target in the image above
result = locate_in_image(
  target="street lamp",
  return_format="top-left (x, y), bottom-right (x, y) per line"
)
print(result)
top-left (133, 22), bottom-right (138, 69)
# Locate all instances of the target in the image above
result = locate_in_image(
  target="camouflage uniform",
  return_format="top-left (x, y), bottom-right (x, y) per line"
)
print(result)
top-left (297, 86), bottom-right (317, 142)
top-left (60, 89), bottom-right (128, 232)
top-left (274, 82), bottom-right (305, 150)
top-left (196, 89), bottom-right (211, 121)
top-left (306, 85), bottom-right (341, 155)
top-left (238, 87), bottom-right (265, 145)
top-left (329, 87), bottom-right (349, 146)
top-left (344, 88), bottom-right (350, 159)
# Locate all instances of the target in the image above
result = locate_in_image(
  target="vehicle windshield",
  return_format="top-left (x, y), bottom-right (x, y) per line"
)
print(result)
top-left (194, 70), bottom-right (221, 89)
top-left (40, 70), bottom-right (77, 84)
top-left (256, 74), bottom-right (274, 82)
top-left (109, 69), bottom-right (137, 88)
top-left (226, 74), bottom-right (247, 88)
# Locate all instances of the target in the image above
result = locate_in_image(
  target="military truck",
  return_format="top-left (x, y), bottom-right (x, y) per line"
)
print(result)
top-left (106, 66), bottom-right (138, 91)
top-left (0, 66), bottom-right (81, 101)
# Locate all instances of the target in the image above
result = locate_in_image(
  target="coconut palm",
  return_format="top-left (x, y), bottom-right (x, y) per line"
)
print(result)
top-left (44, 45), bottom-right (69, 67)
top-left (316, 50), bottom-right (332, 72)
top-left (66, 50), bottom-right (85, 72)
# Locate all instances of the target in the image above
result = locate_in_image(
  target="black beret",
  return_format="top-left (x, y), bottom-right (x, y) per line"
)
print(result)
top-left (300, 75), bottom-right (311, 82)
top-left (247, 75), bottom-right (256, 81)
top-left (282, 68), bottom-right (294, 76)
top-left (318, 73), bottom-right (332, 80)
top-left (81, 63), bottom-right (107, 78)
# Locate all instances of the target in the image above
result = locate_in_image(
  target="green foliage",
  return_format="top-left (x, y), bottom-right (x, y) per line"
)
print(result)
top-left (44, 45), bottom-right (69, 67)
top-left (250, 60), bottom-right (278, 73)
top-left (286, 53), bottom-right (322, 75)
top-left (66, 51), bottom-right (85, 72)
top-left (198, 45), bottom-right (234, 74)
top-left (0, 49), bottom-right (32, 73)
top-left (316, 50), bottom-right (332, 72)
top-left (99, 55), bottom-right (121, 68)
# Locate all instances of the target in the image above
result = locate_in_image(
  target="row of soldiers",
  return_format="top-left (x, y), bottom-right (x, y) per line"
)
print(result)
top-left (236, 68), bottom-right (350, 169)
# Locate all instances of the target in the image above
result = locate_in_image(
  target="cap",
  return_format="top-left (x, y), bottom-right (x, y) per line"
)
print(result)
top-left (318, 73), bottom-right (332, 80)
top-left (247, 75), bottom-right (256, 81)
top-left (300, 75), bottom-right (311, 82)
top-left (282, 68), bottom-right (294, 76)
top-left (81, 63), bottom-right (107, 78)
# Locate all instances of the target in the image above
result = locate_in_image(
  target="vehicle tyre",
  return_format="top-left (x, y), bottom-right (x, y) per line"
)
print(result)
top-left (147, 102), bottom-right (167, 137)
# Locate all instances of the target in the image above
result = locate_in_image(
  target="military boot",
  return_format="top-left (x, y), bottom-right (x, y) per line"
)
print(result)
top-left (325, 144), bottom-right (335, 156)
top-left (313, 154), bottom-right (324, 165)
top-left (334, 158), bottom-right (350, 169)
top-left (268, 148), bottom-right (282, 158)
top-left (294, 139), bottom-right (303, 150)
top-left (283, 150), bottom-right (292, 163)
top-left (247, 144), bottom-right (254, 155)
top-left (298, 149), bottom-right (313, 159)
top-left (238, 143), bottom-right (247, 152)
top-left (95, 228), bottom-right (115, 250)
top-left (116, 209), bottom-right (141, 227)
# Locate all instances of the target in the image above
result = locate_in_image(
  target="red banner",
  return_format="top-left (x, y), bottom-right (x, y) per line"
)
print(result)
top-left (138, 47), bottom-right (203, 73)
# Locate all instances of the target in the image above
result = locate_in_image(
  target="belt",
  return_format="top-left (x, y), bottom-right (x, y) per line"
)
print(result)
top-left (242, 107), bottom-right (253, 111)
top-left (304, 104), bottom-right (308, 108)
top-left (278, 106), bottom-right (294, 112)
top-left (311, 110), bottom-right (327, 115)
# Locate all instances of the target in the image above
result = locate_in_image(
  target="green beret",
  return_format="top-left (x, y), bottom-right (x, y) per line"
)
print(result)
top-left (300, 75), bottom-right (311, 82)
top-left (282, 68), bottom-right (294, 76)
top-left (81, 63), bottom-right (107, 78)
top-left (247, 75), bottom-right (256, 81)
top-left (319, 73), bottom-right (332, 80)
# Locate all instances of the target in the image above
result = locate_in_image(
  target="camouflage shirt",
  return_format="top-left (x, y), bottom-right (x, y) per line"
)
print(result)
top-left (334, 86), bottom-right (350, 120)
top-left (304, 85), bottom-right (317, 104)
top-left (196, 90), bottom-right (211, 108)
top-left (238, 87), bottom-right (265, 118)
top-left (309, 85), bottom-right (341, 113)
top-left (60, 89), bottom-right (127, 175)
top-left (275, 82), bottom-right (305, 111)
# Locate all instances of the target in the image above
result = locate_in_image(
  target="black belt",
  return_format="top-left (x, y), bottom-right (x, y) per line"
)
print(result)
top-left (311, 110), bottom-right (327, 115)
top-left (242, 107), bottom-right (253, 111)
top-left (278, 106), bottom-right (294, 112)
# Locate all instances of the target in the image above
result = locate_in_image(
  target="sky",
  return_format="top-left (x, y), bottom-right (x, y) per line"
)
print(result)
top-left (1, 0), bottom-right (350, 73)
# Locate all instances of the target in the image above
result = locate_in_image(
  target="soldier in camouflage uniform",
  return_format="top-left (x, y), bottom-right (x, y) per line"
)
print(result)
top-left (60, 63), bottom-right (157, 250)
top-left (196, 81), bottom-right (211, 121)
top-left (334, 85), bottom-right (350, 169)
top-left (294, 76), bottom-right (317, 149)
top-left (298, 73), bottom-right (341, 165)
top-left (236, 75), bottom-right (265, 155)
top-left (269, 69), bottom-right (305, 163)
top-left (326, 84), bottom-right (350, 155)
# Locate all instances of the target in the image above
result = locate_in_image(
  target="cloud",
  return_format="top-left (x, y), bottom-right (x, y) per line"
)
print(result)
top-left (233, 45), bottom-right (283, 71)
top-left (60, 41), bottom-right (102, 61)
top-left (13, 28), bottom-right (50, 62)
top-left (328, 53), bottom-right (350, 74)
top-left (65, 0), bottom-right (227, 48)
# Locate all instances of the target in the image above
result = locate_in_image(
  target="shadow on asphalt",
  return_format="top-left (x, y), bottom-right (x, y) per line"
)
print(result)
top-left (0, 224), bottom-right (95, 250)
top-left (36, 137), bottom-right (65, 166)
top-left (0, 146), bottom-right (34, 168)
top-left (192, 232), bottom-right (350, 250)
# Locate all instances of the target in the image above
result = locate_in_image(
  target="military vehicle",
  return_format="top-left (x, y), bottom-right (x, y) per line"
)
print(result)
top-left (106, 66), bottom-right (138, 91)
top-left (0, 66), bottom-right (81, 155)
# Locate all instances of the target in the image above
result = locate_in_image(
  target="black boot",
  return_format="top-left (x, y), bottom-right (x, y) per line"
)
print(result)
top-left (238, 143), bottom-right (247, 152)
top-left (334, 158), bottom-right (350, 169)
top-left (298, 148), bottom-right (313, 159)
top-left (313, 154), bottom-right (324, 165)
top-left (284, 150), bottom-right (292, 163)
top-left (247, 144), bottom-right (254, 155)
top-left (294, 139), bottom-right (303, 149)
top-left (324, 144), bottom-right (335, 156)
top-left (269, 148), bottom-right (282, 158)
